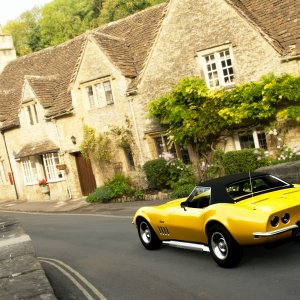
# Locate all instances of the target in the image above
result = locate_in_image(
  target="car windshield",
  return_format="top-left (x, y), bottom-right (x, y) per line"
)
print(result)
top-left (226, 174), bottom-right (291, 202)
top-left (186, 186), bottom-right (211, 208)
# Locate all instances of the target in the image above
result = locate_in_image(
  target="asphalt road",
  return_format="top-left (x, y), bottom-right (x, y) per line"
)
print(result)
top-left (3, 211), bottom-right (300, 300)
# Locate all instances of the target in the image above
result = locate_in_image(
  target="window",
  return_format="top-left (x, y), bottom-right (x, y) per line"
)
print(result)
top-left (199, 47), bottom-right (234, 88)
top-left (153, 135), bottom-right (191, 164)
top-left (226, 175), bottom-right (290, 202)
top-left (85, 79), bottom-right (114, 109)
top-left (25, 104), bottom-right (39, 125)
top-left (239, 134), bottom-right (255, 149)
top-left (186, 186), bottom-right (211, 209)
top-left (0, 160), bottom-right (6, 183)
top-left (236, 130), bottom-right (267, 150)
top-left (123, 147), bottom-right (135, 168)
top-left (21, 156), bottom-right (39, 185)
top-left (43, 153), bottom-right (64, 182)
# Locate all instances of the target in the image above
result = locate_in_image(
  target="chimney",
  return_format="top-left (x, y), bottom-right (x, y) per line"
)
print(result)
top-left (0, 26), bottom-right (17, 73)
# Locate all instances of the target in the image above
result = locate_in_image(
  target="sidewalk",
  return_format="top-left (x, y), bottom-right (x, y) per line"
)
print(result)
top-left (0, 197), bottom-right (168, 217)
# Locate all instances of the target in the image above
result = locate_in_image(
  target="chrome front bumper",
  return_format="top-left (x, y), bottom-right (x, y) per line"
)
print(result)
top-left (253, 222), bottom-right (300, 238)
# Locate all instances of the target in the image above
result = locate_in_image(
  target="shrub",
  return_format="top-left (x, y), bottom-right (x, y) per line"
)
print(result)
top-left (86, 174), bottom-right (133, 203)
top-left (167, 159), bottom-right (195, 189)
top-left (86, 186), bottom-right (114, 203)
top-left (143, 158), bottom-right (169, 189)
top-left (171, 183), bottom-right (194, 199)
top-left (106, 174), bottom-right (133, 198)
top-left (223, 149), bottom-right (269, 175)
top-left (133, 190), bottom-right (145, 200)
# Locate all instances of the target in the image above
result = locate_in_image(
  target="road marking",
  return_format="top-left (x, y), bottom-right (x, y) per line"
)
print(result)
top-left (39, 257), bottom-right (107, 300)
top-left (0, 210), bottom-right (132, 219)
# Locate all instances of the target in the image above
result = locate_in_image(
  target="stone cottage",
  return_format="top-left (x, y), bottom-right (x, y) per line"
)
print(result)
top-left (0, 0), bottom-right (299, 201)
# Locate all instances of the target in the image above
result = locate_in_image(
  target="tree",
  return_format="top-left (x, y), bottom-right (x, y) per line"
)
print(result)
top-left (3, 7), bottom-right (41, 56)
top-left (39, 0), bottom-right (103, 48)
top-left (99, 0), bottom-right (165, 24)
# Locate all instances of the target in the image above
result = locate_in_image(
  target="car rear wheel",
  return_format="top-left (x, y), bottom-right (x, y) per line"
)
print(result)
top-left (208, 224), bottom-right (243, 268)
top-left (138, 219), bottom-right (162, 250)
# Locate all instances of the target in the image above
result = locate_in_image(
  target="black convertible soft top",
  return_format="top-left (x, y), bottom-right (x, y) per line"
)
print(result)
top-left (199, 172), bottom-right (271, 204)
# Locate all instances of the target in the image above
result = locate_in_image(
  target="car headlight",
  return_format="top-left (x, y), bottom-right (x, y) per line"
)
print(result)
top-left (271, 216), bottom-right (279, 227)
top-left (281, 213), bottom-right (290, 224)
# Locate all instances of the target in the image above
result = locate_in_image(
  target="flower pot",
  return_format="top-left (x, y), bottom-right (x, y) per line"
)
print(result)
top-left (41, 185), bottom-right (50, 194)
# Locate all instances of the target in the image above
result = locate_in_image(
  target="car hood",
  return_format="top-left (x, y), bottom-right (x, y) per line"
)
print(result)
top-left (237, 187), bottom-right (300, 212)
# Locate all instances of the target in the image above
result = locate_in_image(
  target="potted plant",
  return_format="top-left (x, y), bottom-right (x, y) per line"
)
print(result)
top-left (39, 178), bottom-right (49, 194)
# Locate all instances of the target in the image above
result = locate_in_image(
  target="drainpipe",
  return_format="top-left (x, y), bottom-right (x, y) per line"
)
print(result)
top-left (1, 131), bottom-right (19, 199)
top-left (52, 119), bottom-right (72, 199)
top-left (128, 97), bottom-right (145, 165)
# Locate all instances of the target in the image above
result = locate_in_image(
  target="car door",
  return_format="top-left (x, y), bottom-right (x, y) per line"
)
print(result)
top-left (165, 187), bottom-right (211, 243)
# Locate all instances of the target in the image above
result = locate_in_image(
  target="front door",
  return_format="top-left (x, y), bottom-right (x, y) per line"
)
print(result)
top-left (75, 152), bottom-right (97, 196)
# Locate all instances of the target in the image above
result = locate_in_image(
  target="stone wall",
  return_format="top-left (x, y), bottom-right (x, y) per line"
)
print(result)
top-left (257, 161), bottom-right (300, 184)
top-left (0, 216), bottom-right (56, 299)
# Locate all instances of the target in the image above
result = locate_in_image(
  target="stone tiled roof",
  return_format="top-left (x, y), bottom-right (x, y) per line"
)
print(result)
top-left (227, 0), bottom-right (300, 55)
top-left (15, 139), bottom-right (59, 158)
top-left (0, 36), bottom-right (86, 129)
top-left (90, 32), bottom-right (137, 78)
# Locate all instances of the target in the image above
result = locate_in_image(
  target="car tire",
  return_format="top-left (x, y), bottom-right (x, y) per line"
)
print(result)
top-left (138, 219), bottom-right (162, 250)
top-left (208, 224), bottom-right (243, 268)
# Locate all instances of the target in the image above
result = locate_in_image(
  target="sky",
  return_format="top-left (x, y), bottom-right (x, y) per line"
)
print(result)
top-left (0, 0), bottom-right (52, 26)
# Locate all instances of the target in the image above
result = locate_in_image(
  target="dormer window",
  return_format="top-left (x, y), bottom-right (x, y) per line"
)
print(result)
top-left (84, 78), bottom-right (114, 109)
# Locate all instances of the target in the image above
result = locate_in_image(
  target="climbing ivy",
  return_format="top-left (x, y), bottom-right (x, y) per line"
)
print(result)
top-left (80, 119), bottom-right (135, 164)
top-left (149, 74), bottom-right (300, 151)
top-left (80, 124), bottom-right (112, 162)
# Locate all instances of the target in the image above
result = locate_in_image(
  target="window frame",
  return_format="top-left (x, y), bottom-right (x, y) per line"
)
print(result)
top-left (234, 129), bottom-right (267, 150)
top-left (21, 156), bottom-right (40, 185)
top-left (42, 152), bottom-right (65, 182)
top-left (22, 101), bottom-right (39, 126)
top-left (197, 45), bottom-right (235, 89)
top-left (83, 78), bottom-right (115, 110)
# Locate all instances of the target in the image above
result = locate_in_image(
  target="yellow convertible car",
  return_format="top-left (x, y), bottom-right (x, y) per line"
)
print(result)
top-left (133, 172), bottom-right (300, 268)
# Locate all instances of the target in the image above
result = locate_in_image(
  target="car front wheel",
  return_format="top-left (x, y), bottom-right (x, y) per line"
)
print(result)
top-left (208, 224), bottom-right (243, 268)
top-left (138, 219), bottom-right (162, 250)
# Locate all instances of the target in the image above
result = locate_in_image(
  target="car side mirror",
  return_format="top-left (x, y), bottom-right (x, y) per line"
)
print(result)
top-left (181, 201), bottom-right (188, 211)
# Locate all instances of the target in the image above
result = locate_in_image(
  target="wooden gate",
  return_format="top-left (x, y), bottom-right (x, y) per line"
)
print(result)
top-left (75, 153), bottom-right (97, 196)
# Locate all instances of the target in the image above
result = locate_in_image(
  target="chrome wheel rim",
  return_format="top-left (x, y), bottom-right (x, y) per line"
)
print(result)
top-left (140, 221), bottom-right (151, 244)
top-left (211, 232), bottom-right (228, 260)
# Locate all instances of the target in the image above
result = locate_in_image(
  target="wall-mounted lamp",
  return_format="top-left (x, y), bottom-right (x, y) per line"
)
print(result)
top-left (71, 135), bottom-right (77, 145)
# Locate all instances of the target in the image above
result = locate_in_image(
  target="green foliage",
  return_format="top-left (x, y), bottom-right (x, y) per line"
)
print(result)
top-left (222, 149), bottom-right (269, 175)
top-left (86, 174), bottom-right (133, 203)
top-left (86, 185), bottom-right (114, 203)
top-left (3, 7), bottom-right (41, 56)
top-left (143, 155), bottom-right (195, 190)
top-left (80, 124), bottom-right (112, 162)
top-left (171, 183), bottom-right (194, 199)
top-left (106, 174), bottom-right (133, 198)
top-left (167, 159), bottom-right (195, 189)
top-left (149, 78), bottom-right (224, 150)
top-left (205, 148), bottom-right (226, 179)
top-left (143, 158), bottom-right (169, 189)
top-left (99, 0), bottom-right (165, 24)
top-left (219, 73), bottom-right (300, 126)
